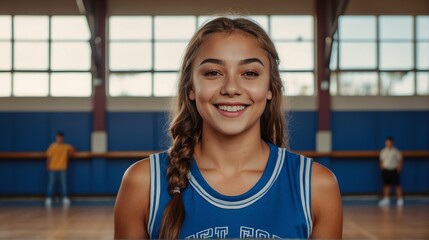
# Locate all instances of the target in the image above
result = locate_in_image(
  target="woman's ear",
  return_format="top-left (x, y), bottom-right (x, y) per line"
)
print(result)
top-left (189, 89), bottom-right (195, 100)
top-left (267, 90), bottom-right (273, 100)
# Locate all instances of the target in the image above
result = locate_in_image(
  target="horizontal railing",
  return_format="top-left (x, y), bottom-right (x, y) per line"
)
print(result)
top-left (0, 150), bottom-right (428, 159)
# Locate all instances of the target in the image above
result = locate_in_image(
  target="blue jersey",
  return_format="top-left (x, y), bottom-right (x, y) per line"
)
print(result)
top-left (147, 142), bottom-right (313, 239)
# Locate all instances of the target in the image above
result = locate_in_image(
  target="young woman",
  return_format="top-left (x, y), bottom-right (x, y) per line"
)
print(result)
top-left (114, 17), bottom-right (342, 239)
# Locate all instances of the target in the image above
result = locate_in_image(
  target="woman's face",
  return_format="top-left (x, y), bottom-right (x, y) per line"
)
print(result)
top-left (190, 32), bottom-right (272, 138)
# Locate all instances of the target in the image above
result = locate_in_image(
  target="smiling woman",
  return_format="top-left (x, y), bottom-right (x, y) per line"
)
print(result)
top-left (114, 16), bottom-right (342, 239)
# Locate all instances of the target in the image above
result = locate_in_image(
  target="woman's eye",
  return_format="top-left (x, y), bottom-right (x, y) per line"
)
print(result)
top-left (204, 70), bottom-right (221, 76)
top-left (243, 71), bottom-right (259, 77)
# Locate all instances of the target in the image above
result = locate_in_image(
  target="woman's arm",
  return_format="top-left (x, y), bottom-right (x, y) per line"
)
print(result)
top-left (310, 162), bottom-right (343, 239)
top-left (114, 159), bottom-right (151, 239)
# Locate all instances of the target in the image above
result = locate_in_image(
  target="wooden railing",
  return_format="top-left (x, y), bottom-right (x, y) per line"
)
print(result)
top-left (0, 150), bottom-right (428, 159)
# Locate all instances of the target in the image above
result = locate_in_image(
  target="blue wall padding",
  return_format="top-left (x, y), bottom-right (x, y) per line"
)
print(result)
top-left (0, 111), bottom-right (428, 195)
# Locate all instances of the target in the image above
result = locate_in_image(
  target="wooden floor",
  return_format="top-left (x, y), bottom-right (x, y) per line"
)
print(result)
top-left (0, 200), bottom-right (428, 239)
top-left (343, 203), bottom-right (429, 239)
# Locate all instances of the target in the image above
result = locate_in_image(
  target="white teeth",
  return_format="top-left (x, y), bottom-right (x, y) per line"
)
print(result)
top-left (217, 105), bottom-right (246, 112)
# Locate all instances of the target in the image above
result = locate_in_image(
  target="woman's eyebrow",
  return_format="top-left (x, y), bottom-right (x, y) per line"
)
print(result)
top-left (199, 58), bottom-right (265, 67)
top-left (239, 58), bottom-right (265, 67)
top-left (199, 58), bottom-right (224, 66)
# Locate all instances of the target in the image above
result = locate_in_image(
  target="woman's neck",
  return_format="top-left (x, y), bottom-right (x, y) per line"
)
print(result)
top-left (194, 126), bottom-right (269, 173)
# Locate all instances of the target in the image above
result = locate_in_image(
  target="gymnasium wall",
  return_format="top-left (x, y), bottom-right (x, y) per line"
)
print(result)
top-left (0, 0), bottom-right (428, 197)
top-left (0, 100), bottom-right (428, 196)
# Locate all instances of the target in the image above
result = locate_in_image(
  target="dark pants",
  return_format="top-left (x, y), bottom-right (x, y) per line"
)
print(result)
top-left (381, 169), bottom-right (400, 186)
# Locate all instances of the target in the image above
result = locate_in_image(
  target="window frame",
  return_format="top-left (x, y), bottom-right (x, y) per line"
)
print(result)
top-left (0, 15), bottom-right (92, 97)
top-left (108, 15), bottom-right (316, 97)
top-left (331, 15), bottom-right (429, 96)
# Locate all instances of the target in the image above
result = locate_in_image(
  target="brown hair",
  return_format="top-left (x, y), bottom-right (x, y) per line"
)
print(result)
top-left (159, 16), bottom-right (287, 239)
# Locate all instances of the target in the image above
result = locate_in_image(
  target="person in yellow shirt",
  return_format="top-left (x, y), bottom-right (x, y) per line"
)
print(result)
top-left (45, 132), bottom-right (75, 206)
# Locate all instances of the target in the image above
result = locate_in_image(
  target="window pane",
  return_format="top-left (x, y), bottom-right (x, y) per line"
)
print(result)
top-left (51, 73), bottom-right (92, 96)
top-left (109, 73), bottom-right (152, 96)
top-left (14, 16), bottom-right (49, 40)
top-left (51, 16), bottom-right (90, 40)
top-left (154, 73), bottom-right (178, 96)
top-left (0, 42), bottom-right (11, 70)
top-left (276, 42), bottom-right (313, 70)
top-left (417, 42), bottom-right (429, 70)
top-left (338, 72), bottom-right (377, 95)
top-left (0, 73), bottom-right (11, 96)
top-left (417, 16), bottom-right (429, 40)
top-left (271, 16), bottom-right (313, 40)
top-left (0, 16), bottom-right (11, 39)
top-left (109, 42), bottom-right (152, 70)
top-left (380, 43), bottom-right (413, 70)
top-left (339, 16), bottom-right (376, 40)
top-left (340, 42), bottom-right (376, 69)
top-left (417, 72), bottom-right (429, 95)
top-left (281, 72), bottom-right (314, 96)
top-left (109, 16), bottom-right (152, 40)
top-left (380, 71), bottom-right (414, 96)
top-left (14, 42), bottom-right (48, 70)
top-left (155, 16), bottom-right (195, 40)
top-left (330, 72), bottom-right (338, 95)
top-left (155, 42), bottom-right (187, 70)
top-left (13, 73), bottom-right (48, 96)
top-left (329, 41), bottom-right (338, 70)
top-left (379, 16), bottom-right (413, 40)
top-left (51, 42), bottom-right (91, 70)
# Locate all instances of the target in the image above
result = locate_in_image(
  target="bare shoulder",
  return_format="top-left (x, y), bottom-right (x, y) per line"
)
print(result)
top-left (311, 162), bottom-right (339, 189)
top-left (311, 162), bottom-right (341, 210)
top-left (310, 162), bottom-right (343, 239)
top-left (122, 158), bottom-right (151, 186)
top-left (114, 158), bottom-right (151, 239)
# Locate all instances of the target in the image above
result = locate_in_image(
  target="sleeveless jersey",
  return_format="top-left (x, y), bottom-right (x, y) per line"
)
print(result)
top-left (147, 142), bottom-right (313, 239)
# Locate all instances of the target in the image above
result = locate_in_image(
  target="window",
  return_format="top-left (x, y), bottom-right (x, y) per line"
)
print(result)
top-left (0, 15), bottom-right (92, 97)
top-left (331, 15), bottom-right (429, 96)
top-left (338, 72), bottom-right (378, 96)
top-left (271, 16), bottom-right (314, 96)
top-left (417, 16), bottom-right (429, 95)
top-left (108, 15), bottom-right (315, 97)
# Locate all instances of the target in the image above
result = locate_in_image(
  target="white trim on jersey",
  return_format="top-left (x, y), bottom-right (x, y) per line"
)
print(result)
top-left (187, 148), bottom-right (286, 209)
top-left (148, 154), bottom-right (161, 238)
top-left (299, 155), bottom-right (313, 238)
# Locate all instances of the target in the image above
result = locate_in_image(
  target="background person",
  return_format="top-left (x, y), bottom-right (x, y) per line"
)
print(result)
top-left (45, 131), bottom-right (75, 206)
top-left (379, 136), bottom-right (404, 207)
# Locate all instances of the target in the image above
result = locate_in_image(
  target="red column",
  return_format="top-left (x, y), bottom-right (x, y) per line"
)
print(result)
top-left (316, 0), bottom-right (331, 131)
top-left (93, 0), bottom-right (107, 131)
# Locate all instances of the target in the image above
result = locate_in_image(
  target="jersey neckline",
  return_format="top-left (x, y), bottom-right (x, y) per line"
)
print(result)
top-left (187, 142), bottom-right (285, 209)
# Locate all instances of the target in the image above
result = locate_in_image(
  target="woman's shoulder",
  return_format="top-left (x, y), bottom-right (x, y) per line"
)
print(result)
top-left (311, 162), bottom-right (338, 188)
top-left (276, 144), bottom-right (338, 192)
top-left (121, 158), bottom-right (152, 189)
top-left (122, 151), bottom-right (169, 185)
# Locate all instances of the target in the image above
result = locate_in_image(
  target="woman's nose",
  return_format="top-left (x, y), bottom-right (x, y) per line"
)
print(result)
top-left (220, 75), bottom-right (242, 96)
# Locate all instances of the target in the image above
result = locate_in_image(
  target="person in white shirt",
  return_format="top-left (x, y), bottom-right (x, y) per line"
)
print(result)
top-left (378, 137), bottom-right (403, 207)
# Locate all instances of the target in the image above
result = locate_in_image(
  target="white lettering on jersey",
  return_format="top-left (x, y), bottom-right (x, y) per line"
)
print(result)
top-left (215, 227), bottom-right (228, 238)
top-left (240, 226), bottom-right (254, 238)
top-left (186, 226), bottom-right (278, 239)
